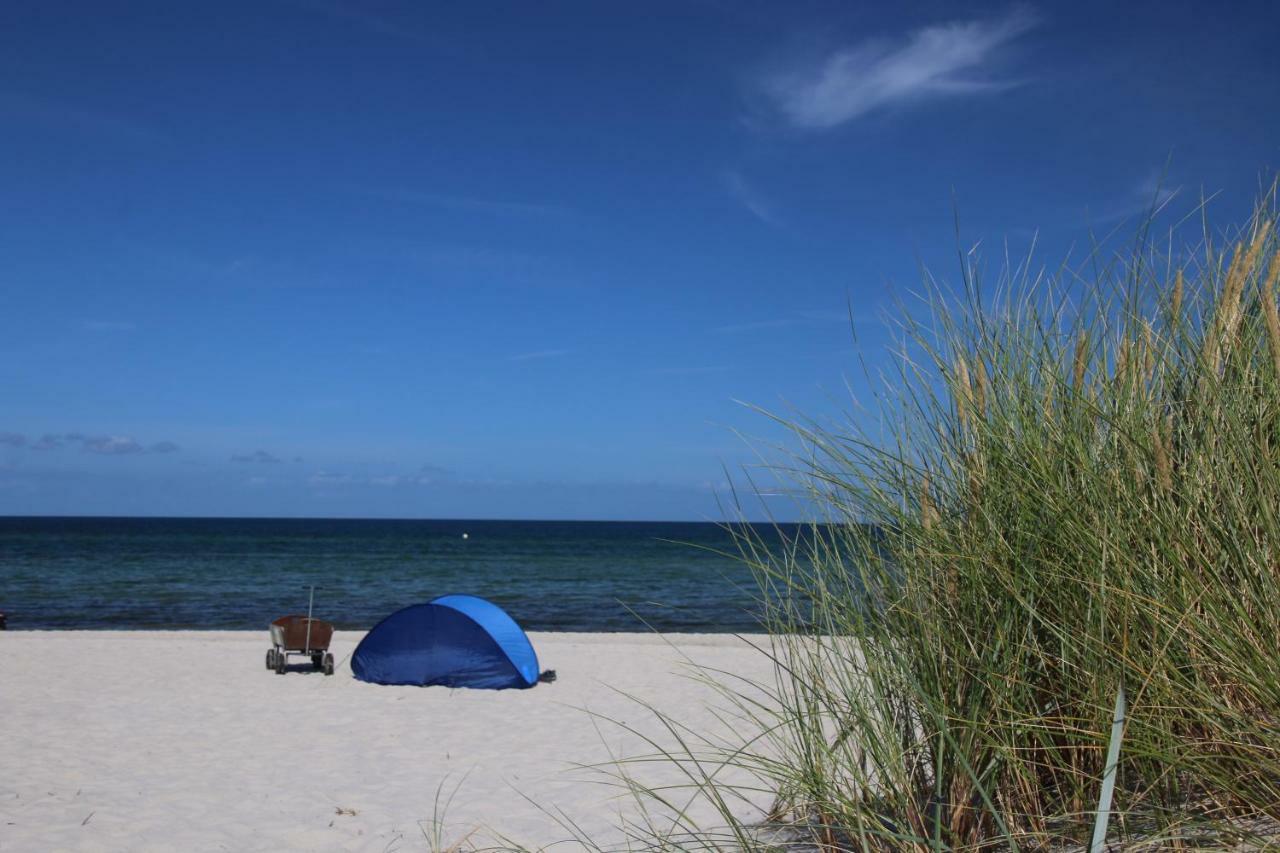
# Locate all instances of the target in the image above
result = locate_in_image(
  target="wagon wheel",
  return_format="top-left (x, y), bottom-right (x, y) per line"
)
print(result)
top-left (266, 649), bottom-right (276, 670)
top-left (275, 653), bottom-right (287, 674)
top-left (323, 654), bottom-right (334, 676)
top-left (311, 653), bottom-right (323, 670)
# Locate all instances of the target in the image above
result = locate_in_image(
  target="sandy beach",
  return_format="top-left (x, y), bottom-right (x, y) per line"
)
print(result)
top-left (0, 630), bottom-right (776, 852)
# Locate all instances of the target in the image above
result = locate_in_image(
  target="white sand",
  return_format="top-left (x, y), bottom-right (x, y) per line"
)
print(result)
top-left (0, 631), bottom-right (778, 852)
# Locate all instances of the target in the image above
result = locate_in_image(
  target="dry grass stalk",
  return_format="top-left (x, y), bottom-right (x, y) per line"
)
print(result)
top-left (955, 357), bottom-right (972, 434)
top-left (1265, 248), bottom-right (1280, 296)
top-left (662, 199), bottom-right (1280, 853)
top-left (1143, 321), bottom-right (1156, 384)
top-left (920, 474), bottom-right (938, 531)
top-left (1153, 417), bottom-right (1173, 493)
top-left (1262, 285), bottom-right (1280, 381)
top-left (1204, 242), bottom-right (1245, 373)
top-left (1230, 221), bottom-right (1271, 319)
top-left (1073, 331), bottom-right (1088, 391)
top-left (975, 359), bottom-right (989, 418)
top-left (1116, 337), bottom-right (1131, 385)
top-left (1247, 218), bottom-right (1273, 273)
top-left (1172, 269), bottom-right (1184, 324)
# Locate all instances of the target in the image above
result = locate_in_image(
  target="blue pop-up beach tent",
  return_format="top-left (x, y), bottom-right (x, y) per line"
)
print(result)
top-left (352, 594), bottom-right (540, 689)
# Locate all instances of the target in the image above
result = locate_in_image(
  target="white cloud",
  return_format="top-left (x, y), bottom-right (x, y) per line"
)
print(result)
top-left (31, 434), bottom-right (64, 451)
top-left (1085, 172), bottom-right (1180, 225)
top-left (308, 471), bottom-right (355, 486)
top-left (722, 170), bottom-right (780, 225)
top-left (415, 464), bottom-right (452, 484)
top-left (231, 450), bottom-right (282, 464)
top-left (310, 464), bottom-right (454, 488)
top-left (83, 436), bottom-right (144, 455)
top-left (763, 8), bottom-right (1037, 130)
top-left (19, 431), bottom-right (178, 455)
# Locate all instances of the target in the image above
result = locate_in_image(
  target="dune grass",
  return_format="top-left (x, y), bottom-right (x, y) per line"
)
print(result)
top-left (423, 194), bottom-right (1280, 851)
top-left (566, 193), bottom-right (1280, 852)
top-left (710, 192), bottom-right (1280, 850)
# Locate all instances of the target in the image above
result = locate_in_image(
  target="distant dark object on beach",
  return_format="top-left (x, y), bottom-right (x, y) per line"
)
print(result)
top-left (0, 612), bottom-right (6, 629)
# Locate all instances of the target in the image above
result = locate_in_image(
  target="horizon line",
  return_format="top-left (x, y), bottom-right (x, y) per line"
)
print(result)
top-left (0, 512), bottom-right (813, 525)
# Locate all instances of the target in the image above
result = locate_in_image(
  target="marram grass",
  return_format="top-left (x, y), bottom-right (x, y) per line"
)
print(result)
top-left (424, 197), bottom-right (1280, 852)
top-left (582, 195), bottom-right (1280, 852)
top-left (730, 195), bottom-right (1280, 850)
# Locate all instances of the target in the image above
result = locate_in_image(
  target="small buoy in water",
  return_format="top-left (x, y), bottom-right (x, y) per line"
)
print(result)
top-left (462, 532), bottom-right (469, 540)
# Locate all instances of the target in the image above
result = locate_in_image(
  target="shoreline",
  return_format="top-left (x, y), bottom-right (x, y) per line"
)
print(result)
top-left (0, 622), bottom-right (768, 635)
top-left (0, 629), bottom-right (777, 851)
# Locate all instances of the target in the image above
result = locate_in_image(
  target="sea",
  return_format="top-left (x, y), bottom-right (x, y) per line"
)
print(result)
top-left (0, 517), bottom-right (788, 632)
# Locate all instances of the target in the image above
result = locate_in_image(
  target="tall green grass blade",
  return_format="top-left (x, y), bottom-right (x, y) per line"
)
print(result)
top-left (1089, 679), bottom-right (1126, 853)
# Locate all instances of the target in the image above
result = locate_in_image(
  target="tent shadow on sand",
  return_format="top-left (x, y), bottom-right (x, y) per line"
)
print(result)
top-left (352, 594), bottom-right (555, 689)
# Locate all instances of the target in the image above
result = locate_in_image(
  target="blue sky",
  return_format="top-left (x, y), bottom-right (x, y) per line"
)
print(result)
top-left (2, 1), bottom-right (1278, 519)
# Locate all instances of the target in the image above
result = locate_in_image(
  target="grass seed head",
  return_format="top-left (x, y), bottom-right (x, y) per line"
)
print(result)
top-left (1153, 418), bottom-right (1172, 493)
top-left (1262, 284), bottom-right (1280, 380)
top-left (955, 356), bottom-right (972, 434)
top-left (975, 359), bottom-right (989, 419)
top-left (1265, 248), bottom-right (1280, 295)
top-left (1171, 269), bottom-right (1184, 325)
top-left (1073, 331), bottom-right (1089, 391)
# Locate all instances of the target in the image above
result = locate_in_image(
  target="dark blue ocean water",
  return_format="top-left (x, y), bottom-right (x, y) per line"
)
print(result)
top-left (0, 517), bottom-right (782, 632)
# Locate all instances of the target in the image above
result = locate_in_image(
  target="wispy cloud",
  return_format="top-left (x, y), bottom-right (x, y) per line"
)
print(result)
top-left (310, 464), bottom-right (454, 489)
top-left (713, 318), bottom-right (798, 335)
top-left (0, 93), bottom-right (164, 146)
top-left (281, 0), bottom-right (448, 49)
top-left (415, 464), bottom-right (452, 485)
top-left (762, 8), bottom-right (1037, 130)
top-left (713, 308), bottom-right (860, 335)
top-left (353, 186), bottom-right (569, 218)
top-left (18, 432), bottom-right (179, 454)
top-left (80, 320), bottom-right (137, 333)
top-left (1085, 171), bottom-right (1181, 225)
top-left (368, 465), bottom-right (454, 487)
top-left (643, 365), bottom-right (732, 377)
top-left (30, 434), bottom-right (63, 451)
top-left (231, 450), bottom-right (283, 464)
top-left (308, 470), bottom-right (354, 486)
top-left (510, 349), bottom-right (570, 362)
top-left (722, 170), bottom-right (780, 225)
top-left (82, 436), bottom-right (145, 455)
top-left (408, 245), bottom-right (558, 284)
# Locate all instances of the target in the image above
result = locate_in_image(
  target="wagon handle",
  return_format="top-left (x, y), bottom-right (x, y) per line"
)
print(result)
top-left (304, 585), bottom-right (315, 653)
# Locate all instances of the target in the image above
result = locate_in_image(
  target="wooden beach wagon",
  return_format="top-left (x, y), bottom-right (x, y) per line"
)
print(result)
top-left (267, 614), bottom-right (335, 675)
